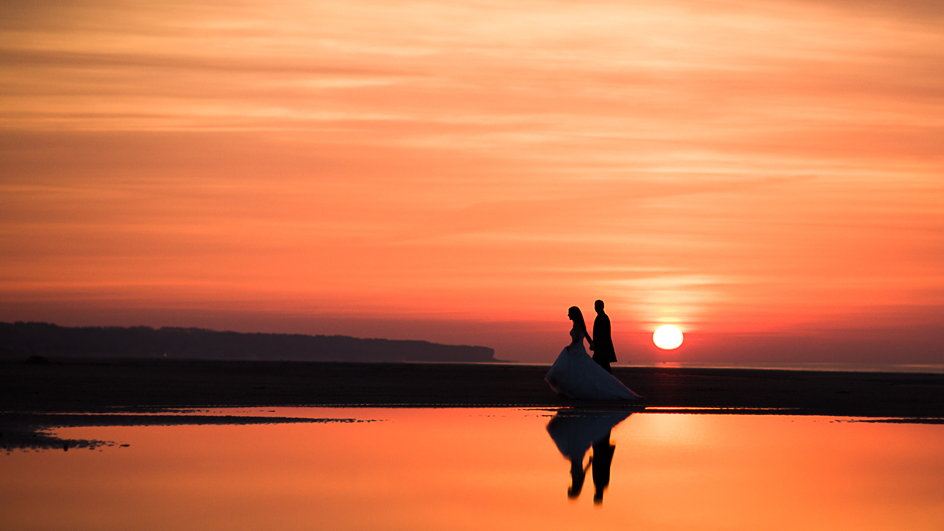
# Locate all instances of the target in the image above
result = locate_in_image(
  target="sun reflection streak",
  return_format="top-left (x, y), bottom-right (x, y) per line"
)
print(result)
top-left (3, 409), bottom-right (943, 530)
top-left (607, 274), bottom-right (736, 332)
top-left (1, 0), bottom-right (943, 362)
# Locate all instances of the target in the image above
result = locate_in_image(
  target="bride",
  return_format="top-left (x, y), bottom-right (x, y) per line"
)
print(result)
top-left (545, 306), bottom-right (644, 401)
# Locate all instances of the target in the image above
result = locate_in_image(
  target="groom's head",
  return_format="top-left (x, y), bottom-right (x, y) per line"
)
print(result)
top-left (595, 300), bottom-right (604, 313)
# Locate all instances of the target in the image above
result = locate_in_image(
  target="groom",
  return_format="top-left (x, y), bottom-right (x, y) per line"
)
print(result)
top-left (589, 299), bottom-right (617, 373)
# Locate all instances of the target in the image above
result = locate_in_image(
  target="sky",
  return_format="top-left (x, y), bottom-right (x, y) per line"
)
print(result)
top-left (1, 0), bottom-right (943, 363)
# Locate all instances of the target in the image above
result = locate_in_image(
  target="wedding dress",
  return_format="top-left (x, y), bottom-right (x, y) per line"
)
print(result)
top-left (545, 326), bottom-right (643, 400)
top-left (546, 410), bottom-right (632, 459)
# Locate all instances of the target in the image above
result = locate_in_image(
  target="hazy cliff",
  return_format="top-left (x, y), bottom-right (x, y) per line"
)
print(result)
top-left (0, 322), bottom-right (497, 363)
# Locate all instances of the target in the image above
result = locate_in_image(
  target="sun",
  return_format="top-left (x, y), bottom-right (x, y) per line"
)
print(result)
top-left (653, 325), bottom-right (683, 350)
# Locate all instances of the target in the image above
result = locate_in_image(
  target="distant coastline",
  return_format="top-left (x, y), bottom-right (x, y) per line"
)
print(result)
top-left (500, 361), bottom-right (944, 375)
top-left (0, 321), bottom-right (497, 363)
top-left (626, 361), bottom-right (944, 375)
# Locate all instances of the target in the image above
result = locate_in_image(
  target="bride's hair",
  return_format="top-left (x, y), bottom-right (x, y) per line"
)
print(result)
top-left (568, 306), bottom-right (587, 333)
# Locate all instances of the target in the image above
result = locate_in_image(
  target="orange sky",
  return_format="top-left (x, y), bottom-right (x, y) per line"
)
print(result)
top-left (2, 0), bottom-right (943, 362)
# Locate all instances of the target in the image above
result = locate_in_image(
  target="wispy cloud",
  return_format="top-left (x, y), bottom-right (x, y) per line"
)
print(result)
top-left (1, 0), bottom-right (943, 361)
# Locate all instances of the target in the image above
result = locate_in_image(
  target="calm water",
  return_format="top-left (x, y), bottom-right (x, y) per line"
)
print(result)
top-left (2, 408), bottom-right (943, 531)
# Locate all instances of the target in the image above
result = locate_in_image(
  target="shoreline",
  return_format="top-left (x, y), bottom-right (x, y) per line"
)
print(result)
top-left (427, 360), bottom-right (944, 375)
top-left (2, 358), bottom-right (943, 419)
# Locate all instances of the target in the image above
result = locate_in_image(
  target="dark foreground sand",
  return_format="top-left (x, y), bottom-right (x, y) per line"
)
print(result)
top-left (2, 358), bottom-right (943, 419)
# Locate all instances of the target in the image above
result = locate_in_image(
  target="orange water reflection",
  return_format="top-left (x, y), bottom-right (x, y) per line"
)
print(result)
top-left (2, 409), bottom-right (943, 530)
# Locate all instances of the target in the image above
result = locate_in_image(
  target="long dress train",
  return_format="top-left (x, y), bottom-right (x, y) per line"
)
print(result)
top-left (545, 327), bottom-right (643, 401)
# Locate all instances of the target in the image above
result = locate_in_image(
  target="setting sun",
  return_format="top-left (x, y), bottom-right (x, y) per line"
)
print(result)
top-left (653, 326), bottom-right (684, 350)
top-left (1, 0), bottom-right (943, 365)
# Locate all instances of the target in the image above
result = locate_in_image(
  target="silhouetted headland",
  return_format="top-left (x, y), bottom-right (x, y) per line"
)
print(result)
top-left (0, 321), bottom-right (497, 363)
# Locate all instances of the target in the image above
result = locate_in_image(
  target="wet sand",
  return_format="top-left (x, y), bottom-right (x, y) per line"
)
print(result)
top-left (2, 358), bottom-right (943, 419)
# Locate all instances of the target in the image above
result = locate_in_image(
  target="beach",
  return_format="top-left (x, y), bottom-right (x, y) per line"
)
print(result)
top-left (2, 359), bottom-right (942, 419)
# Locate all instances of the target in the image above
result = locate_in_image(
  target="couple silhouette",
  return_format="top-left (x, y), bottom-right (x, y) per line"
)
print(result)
top-left (545, 300), bottom-right (643, 401)
top-left (546, 409), bottom-right (630, 505)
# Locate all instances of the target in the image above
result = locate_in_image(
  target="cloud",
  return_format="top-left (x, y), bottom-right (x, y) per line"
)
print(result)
top-left (2, 0), bottom-right (943, 362)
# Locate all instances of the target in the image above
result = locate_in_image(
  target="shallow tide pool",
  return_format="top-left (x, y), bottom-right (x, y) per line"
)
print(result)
top-left (2, 408), bottom-right (943, 531)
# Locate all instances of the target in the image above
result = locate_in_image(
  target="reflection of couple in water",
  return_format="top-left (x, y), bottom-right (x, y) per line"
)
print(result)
top-left (544, 301), bottom-right (639, 504)
top-left (546, 409), bottom-right (629, 505)
top-left (546, 300), bottom-right (644, 401)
